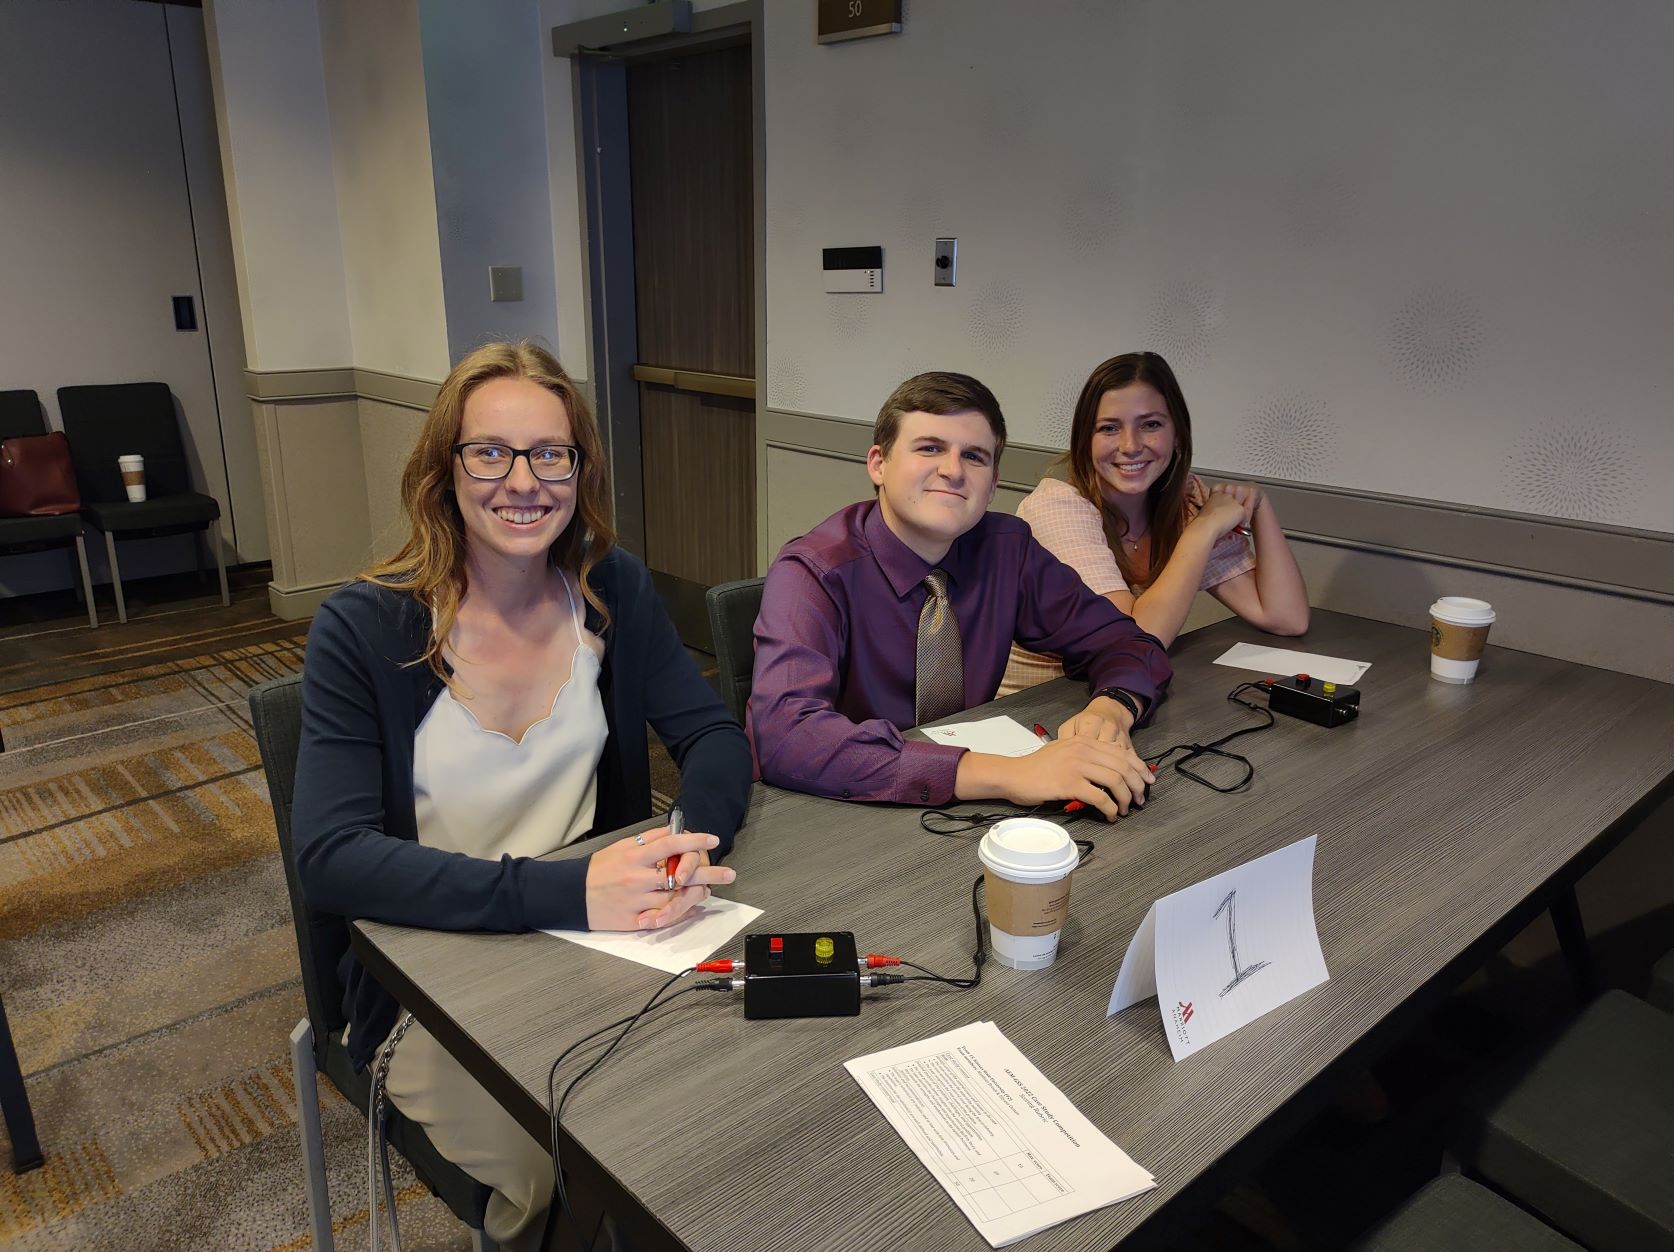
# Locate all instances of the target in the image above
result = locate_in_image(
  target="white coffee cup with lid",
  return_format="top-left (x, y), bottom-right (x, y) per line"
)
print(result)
top-left (1429, 596), bottom-right (1495, 683)
top-left (118, 454), bottom-right (147, 503)
top-left (977, 818), bottom-right (1079, 970)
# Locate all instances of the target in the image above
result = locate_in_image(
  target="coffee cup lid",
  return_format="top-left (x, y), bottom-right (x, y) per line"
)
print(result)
top-left (1429, 596), bottom-right (1495, 625)
top-left (979, 818), bottom-right (1078, 881)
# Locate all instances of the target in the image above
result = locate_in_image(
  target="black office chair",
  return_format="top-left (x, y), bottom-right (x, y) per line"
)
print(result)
top-left (57, 383), bottom-right (227, 624)
top-left (1352, 1175), bottom-right (1580, 1250)
top-left (0, 993), bottom-right (43, 1175)
top-left (1650, 947), bottom-right (1674, 1013)
top-left (1452, 989), bottom-right (1674, 1251)
top-left (704, 576), bottom-right (764, 723)
top-left (248, 675), bottom-right (498, 1252)
top-left (0, 390), bottom-right (96, 630)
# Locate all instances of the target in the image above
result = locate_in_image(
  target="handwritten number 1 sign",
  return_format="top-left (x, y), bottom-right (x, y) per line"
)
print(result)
top-left (1108, 837), bottom-right (1328, 1061)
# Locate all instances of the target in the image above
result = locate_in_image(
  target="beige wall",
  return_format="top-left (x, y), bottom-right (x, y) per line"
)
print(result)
top-left (759, 0), bottom-right (1674, 537)
top-left (358, 397), bottom-right (429, 562)
top-left (318, 0), bottom-right (450, 380)
top-left (206, 0), bottom-right (449, 616)
top-left (203, 0), bottom-right (353, 371)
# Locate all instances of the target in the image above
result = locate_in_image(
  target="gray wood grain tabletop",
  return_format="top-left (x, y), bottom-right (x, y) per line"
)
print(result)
top-left (353, 610), bottom-right (1674, 1252)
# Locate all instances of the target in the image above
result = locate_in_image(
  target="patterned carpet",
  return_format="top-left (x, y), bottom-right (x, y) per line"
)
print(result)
top-left (0, 604), bottom-right (476, 1251)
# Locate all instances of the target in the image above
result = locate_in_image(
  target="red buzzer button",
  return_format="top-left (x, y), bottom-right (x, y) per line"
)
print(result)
top-left (769, 936), bottom-right (784, 955)
top-left (1296, 673), bottom-right (1310, 686)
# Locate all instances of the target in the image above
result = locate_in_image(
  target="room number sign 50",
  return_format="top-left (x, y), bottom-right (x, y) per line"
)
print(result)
top-left (817, 0), bottom-right (903, 44)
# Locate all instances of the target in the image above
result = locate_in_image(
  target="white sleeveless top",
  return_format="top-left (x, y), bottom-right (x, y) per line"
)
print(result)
top-left (413, 576), bottom-right (607, 858)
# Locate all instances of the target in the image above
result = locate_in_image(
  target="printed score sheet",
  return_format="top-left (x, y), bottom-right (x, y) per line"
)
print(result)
top-left (846, 1021), bottom-right (1155, 1247)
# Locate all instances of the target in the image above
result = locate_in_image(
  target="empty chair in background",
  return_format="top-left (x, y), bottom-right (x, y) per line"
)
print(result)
top-left (57, 381), bottom-right (227, 624)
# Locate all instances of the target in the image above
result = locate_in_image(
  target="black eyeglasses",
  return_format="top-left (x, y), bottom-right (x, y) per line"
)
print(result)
top-left (453, 442), bottom-right (581, 482)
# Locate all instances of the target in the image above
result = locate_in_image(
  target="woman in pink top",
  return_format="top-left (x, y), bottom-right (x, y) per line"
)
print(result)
top-left (1003, 352), bottom-right (1309, 695)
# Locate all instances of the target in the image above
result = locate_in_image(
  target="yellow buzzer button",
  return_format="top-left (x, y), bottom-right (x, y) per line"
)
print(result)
top-left (1323, 681), bottom-right (1337, 694)
top-left (814, 936), bottom-right (835, 963)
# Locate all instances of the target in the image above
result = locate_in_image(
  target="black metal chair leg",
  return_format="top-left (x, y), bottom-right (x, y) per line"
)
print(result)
top-left (0, 996), bottom-right (43, 1173)
top-left (1550, 885), bottom-right (1596, 1002)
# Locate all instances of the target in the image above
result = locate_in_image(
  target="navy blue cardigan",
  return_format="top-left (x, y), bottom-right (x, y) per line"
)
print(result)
top-left (292, 548), bottom-right (752, 1069)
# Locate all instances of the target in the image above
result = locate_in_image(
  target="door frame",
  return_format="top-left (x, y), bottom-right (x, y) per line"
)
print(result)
top-left (560, 1), bottom-right (766, 645)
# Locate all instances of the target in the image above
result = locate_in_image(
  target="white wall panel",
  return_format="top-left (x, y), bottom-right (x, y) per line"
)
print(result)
top-left (762, 0), bottom-right (1674, 533)
top-left (318, 0), bottom-right (450, 382)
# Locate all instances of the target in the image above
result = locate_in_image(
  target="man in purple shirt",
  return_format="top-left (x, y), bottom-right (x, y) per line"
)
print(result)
top-left (749, 372), bottom-right (1173, 821)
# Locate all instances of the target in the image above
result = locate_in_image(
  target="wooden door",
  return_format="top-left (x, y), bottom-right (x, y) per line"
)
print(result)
top-left (626, 42), bottom-right (755, 622)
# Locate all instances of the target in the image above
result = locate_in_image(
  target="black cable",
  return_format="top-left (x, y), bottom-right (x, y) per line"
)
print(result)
top-left (542, 972), bottom-right (730, 1252)
top-left (1142, 682), bottom-right (1275, 794)
top-left (920, 801), bottom-right (1100, 836)
top-left (895, 875), bottom-right (989, 988)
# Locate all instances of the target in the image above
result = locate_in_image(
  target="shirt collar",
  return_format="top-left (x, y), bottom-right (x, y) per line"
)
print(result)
top-left (862, 499), bottom-right (975, 600)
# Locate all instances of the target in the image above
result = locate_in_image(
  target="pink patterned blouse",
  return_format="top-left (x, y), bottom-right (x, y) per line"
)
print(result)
top-left (1000, 475), bottom-right (1253, 695)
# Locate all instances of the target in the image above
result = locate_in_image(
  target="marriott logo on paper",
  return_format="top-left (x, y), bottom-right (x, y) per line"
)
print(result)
top-left (1169, 1000), bottom-right (1195, 1046)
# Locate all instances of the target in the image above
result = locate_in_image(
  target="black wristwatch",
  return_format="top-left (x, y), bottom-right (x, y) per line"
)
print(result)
top-left (1093, 687), bottom-right (1144, 725)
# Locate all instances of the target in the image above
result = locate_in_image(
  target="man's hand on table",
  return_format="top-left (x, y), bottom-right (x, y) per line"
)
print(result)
top-left (584, 827), bottom-right (734, 932)
top-left (954, 736), bottom-right (1152, 822)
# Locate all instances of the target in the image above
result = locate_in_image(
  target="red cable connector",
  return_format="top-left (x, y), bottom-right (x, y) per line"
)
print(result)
top-left (863, 954), bottom-right (901, 968)
top-left (694, 959), bottom-right (736, 973)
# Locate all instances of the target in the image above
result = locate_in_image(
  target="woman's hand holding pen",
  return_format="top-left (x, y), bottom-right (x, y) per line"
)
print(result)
top-left (584, 824), bottom-right (735, 932)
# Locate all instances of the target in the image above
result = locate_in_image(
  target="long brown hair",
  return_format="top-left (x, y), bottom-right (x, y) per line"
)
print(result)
top-left (360, 340), bottom-right (616, 682)
top-left (1061, 351), bottom-right (1195, 589)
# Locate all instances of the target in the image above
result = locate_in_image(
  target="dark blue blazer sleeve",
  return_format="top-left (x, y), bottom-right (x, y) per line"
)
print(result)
top-left (620, 559), bottom-right (752, 851)
top-left (292, 595), bottom-right (590, 932)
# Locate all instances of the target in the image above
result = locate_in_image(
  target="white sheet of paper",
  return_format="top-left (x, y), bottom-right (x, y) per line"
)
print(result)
top-left (846, 1021), bottom-right (1155, 1247)
top-left (542, 896), bottom-right (763, 974)
top-left (1212, 641), bottom-right (1371, 686)
top-left (919, 715), bottom-right (1044, 757)
top-left (1108, 836), bottom-right (1329, 1062)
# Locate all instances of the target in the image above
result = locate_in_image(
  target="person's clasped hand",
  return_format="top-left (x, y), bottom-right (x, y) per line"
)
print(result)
top-left (1195, 485), bottom-right (1256, 538)
top-left (584, 825), bottom-right (736, 932)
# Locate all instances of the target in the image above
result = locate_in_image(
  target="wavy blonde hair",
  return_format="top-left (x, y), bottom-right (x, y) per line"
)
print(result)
top-left (360, 340), bottom-right (615, 682)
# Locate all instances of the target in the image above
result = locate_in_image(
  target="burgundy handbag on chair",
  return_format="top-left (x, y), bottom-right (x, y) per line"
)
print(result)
top-left (0, 432), bottom-right (82, 517)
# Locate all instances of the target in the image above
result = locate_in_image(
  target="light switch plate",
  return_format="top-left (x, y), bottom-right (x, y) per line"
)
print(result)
top-left (489, 266), bottom-right (524, 302)
top-left (934, 238), bottom-right (957, 286)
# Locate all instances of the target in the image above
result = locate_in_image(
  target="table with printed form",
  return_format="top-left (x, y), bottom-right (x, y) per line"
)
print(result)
top-left (352, 610), bottom-right (1674, 1250)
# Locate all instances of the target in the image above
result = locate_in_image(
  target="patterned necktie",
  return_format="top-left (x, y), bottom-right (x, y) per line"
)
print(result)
top-left (915, 568), bottom-right (964, 725)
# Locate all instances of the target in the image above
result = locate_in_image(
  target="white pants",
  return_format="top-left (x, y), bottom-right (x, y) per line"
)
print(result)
top-left (377, 1019), bottom-right (555, 1252)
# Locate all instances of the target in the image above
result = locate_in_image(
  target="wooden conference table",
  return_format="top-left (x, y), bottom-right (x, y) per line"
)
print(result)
top-left (352, 611), bottom-right (1674, 1251)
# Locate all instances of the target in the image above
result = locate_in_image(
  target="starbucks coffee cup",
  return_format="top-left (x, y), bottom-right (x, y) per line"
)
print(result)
top-left (978, 818), bottom-right (1078, 970)
top-left (1429, 596), bottom-right (1495, 684)
top-left (118, 454), bottom-right (147, 503)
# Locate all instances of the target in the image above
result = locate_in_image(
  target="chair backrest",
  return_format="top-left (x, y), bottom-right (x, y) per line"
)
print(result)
top-left (0, 390), bottom-right (46, 441)
top-left (705, 576), bottom-right (765, 723)
top-left (57, 383), bottom-right (191, 501)
top-left (249, 673), bottom-right (347, 1066)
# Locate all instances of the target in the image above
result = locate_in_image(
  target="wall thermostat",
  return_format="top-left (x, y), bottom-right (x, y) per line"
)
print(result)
top-left (823, 246), bottom-right (883, 293)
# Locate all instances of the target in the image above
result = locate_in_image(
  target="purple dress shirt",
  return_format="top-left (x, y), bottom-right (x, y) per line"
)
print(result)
top-left (749, 500), bottom-right (1172, 805)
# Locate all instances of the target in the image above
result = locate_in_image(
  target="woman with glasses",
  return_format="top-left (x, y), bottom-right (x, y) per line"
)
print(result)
top-left (1001, 352), bottom-right (1309, 695)
top-left (292, 340), bottom-right (751, 1250)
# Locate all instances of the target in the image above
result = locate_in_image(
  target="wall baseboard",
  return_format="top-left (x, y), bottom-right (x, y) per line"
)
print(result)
top-left (759, 406), bottom-right (1674, 681)
top-left (245, 366), bottom-right (439, 411)
top-left (267, 578), bottom-right (342, 621)
top-left (760, 406), bottom-right (1674, 601)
